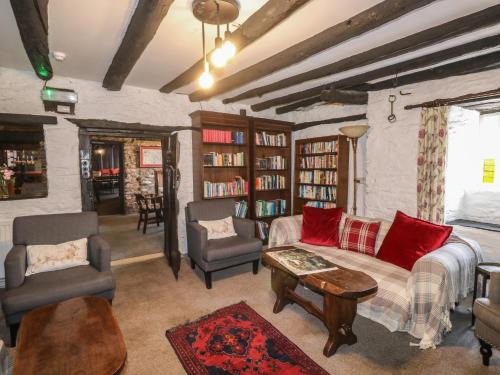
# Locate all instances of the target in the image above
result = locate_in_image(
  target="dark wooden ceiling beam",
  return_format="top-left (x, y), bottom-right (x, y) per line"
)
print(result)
top-left (251, 34), bottom-right (500, 111)
top-left (159, 0), bottom-right (311, 93)
top-left (276, 96), bottom-right (322, 114)
top-left (188, 0), bottom-right (437, 102)
top-left (354, 50), bottom-right (500, 92)
top-left (66, 118), bottom-right (197, 134)
top-left (276, 89), bottom-right (368, 114)
top-left (10, 0), bottom-right (53, 80)
top-left (293, 114), bottom-right (367, 131)
top-left (0, 113), bottom-right (57, 126)
top-left (223, 4), bottom-right (500, 103)
top-left (102, 0), bottom-right (175, 91)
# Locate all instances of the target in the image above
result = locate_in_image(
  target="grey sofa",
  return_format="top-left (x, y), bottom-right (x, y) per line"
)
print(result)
top-left (474, 270), bottom-right (500, 366)
top-left (186, 199), bottom-right (262, 289)
top-left (2, 212), bottom-right (115, 346)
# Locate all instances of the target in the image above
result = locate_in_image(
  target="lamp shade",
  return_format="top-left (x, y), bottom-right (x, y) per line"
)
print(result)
top-left (339, 125), bottom-right (370, 139)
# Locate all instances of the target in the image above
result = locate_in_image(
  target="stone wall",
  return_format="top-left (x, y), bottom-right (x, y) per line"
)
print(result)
top-left (93, 136), bottom-right (161, 213)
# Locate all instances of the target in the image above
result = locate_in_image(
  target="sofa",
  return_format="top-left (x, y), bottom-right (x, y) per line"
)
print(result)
top-left (268, 213), bottom-right (483, 349)
top-left (2, 212), bottom-right (116, 346)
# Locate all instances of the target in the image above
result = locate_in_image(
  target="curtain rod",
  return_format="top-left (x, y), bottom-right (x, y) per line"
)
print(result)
top-left (404, 87), bottom-right (500, 110)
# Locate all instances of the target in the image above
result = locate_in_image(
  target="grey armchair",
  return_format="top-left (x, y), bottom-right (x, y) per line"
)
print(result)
top-left (474, 270), bottom-right (500, 366)
top-left (186, 199), bottom-right (262, 289)
top-left (2, 212), bottom-right (115, 346)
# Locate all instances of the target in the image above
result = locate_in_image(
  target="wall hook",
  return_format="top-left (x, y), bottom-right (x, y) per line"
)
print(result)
top-left (388, 95), bottom-right (397, 123)
top-left (399, 90), bottom-right (412, 96)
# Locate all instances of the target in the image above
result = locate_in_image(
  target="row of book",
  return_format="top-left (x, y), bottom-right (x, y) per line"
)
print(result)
top-left (203, 129), bottom-right (245, 144)
top-left (203, 152), bottom-right (245, 167)
top-left (255, 199), bottom-right (286, 218)
top-left (203, 178), bottom-right (248, 198)
top-left (298, 185), bottom-right (336, 202)
top-left (256, 175), bottom-right (286, 191)
top-left (298, 170), bottom-right (337, 185)
top-left (299, 155), bottom-right (337, 169)
top-left (305, 201), bottom-right (337, 209)
top-left (235, 200), bottom-right (248, 218)
top-left (255, 156), bottom-right (286, 170)
top-left (255, 132), bottom-right (287, 147)
top-left (256, 221), bottom-right (270, 241)
top-left (299, 141), bottom-right (338, 155)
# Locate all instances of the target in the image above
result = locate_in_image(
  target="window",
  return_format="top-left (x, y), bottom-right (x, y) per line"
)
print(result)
top-left (483, 159), bottom-right (495, 184)
top-left (0, 124), bottom-right (48, 200)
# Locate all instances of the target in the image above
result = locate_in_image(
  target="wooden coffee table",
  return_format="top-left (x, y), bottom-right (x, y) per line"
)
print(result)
top-left (13, 296), bottom-right (127, 375)
top-left (263, 246), bottom-right (378, 357)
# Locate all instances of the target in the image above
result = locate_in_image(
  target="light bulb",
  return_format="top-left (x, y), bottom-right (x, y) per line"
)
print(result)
top-left (211, 48), bottom-right (227, 68)
top-left (198, 63), bottom-right (214, 89)
top-left (222, 40), bottom-right (236, 60)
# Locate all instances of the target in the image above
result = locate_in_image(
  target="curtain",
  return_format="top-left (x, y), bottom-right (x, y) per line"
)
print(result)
top-left (417, 107), bottom-right (448, 224)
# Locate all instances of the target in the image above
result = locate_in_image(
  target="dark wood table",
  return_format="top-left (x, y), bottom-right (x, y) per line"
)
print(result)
top-left (13, 297), bottom-right (127, 375)
top-left (262, 246), bottom-right (378, 357)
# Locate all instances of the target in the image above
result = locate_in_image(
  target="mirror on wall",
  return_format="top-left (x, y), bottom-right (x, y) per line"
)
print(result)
top-left (0, 124), bottom-right (48, 201)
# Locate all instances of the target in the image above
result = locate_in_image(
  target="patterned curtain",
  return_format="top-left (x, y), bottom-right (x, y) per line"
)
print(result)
top-left (417, 107), bottom-right (448, 224)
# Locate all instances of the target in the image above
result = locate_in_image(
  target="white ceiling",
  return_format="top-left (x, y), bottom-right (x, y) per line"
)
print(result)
top-left (1, 0), bottom-right (499, 108)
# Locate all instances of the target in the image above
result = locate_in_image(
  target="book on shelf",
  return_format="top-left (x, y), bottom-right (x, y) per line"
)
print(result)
top-left (299, 155), bottom-right (337, 169)
top-left (203, 152), bottom-right (245, 167)
top-left (298, 170), bottom-right (337, 185)
top-left (298, 185), bottom-right (336, 201)
top-left (256, 175), bottom-right (286, 191)
top-left (256, 199), bottom-right (286, 218)
top-left (204, 177), bottom-right (248, 198)
top-left (299, 141), bottom-right (338, 154)
top-left (235, 200), bottom-right (248, 218)
top-left (305, 201), bottom-right (336, 209)
top-left (255, 132), bottom-right (286, 147)
top-left (255, 156), bottom-right (286, 170)
top-left (256, 221), bottom-right (270, 241)
top-left (202, 129), bottom-right (245, 144)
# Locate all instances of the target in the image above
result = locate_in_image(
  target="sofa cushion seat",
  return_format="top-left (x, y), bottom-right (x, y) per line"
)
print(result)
top-left (204, 236), bottom-right (262, 262)
top-left (2, 266), bottom-right (115, 316)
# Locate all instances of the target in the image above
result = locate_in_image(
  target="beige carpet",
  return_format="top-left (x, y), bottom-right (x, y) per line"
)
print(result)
top-left (108, 257), bottom-right (499, 374)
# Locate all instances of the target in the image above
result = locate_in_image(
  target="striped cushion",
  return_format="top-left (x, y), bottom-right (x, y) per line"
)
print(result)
top-left (340, 218), bottom-right (381, 256)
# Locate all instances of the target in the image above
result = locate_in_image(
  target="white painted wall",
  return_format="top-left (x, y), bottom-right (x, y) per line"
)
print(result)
top-left (365, 67), bottom-right (500, 221)
top-left (0, 67), bottom-right (280, 279)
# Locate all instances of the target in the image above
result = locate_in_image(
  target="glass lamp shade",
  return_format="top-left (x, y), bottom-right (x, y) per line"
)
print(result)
top-left (339, 125), bottom-right (370, 139)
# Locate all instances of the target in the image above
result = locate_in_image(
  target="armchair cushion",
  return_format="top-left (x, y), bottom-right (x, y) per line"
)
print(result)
top-left (2, 266), bottom-right (115, 319)
top-left (204, 236), bottom-right (262, 262)
top-left (198, 217), bottom-right (237, 240)
top-left (473, 298), bottom-right (500, 334)
top-left (5, 245), bottom-right (27, 290)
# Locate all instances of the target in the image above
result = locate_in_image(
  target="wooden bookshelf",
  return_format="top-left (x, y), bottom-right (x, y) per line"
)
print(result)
top-left (294, 135), bottom-right (349, 215)
top-left (190, 111), bottom-right (251, 212)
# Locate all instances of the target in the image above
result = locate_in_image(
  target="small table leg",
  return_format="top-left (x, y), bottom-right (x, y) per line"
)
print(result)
top-left (323, 293), bottom-right (358, 357)
top-left (271, 267), bottom-right (298, 314)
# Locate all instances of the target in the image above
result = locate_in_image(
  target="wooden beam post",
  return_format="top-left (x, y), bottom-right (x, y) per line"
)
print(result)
top-left (159, 0), bottom-right (311, 93)
top-left (188, 0), bottom-right (437, 101)
top-left (252, 34), bottom-right (500, 111)
top-left (10, 0), bottom-right (53, 80)
top-left (102, 0), bottom-right (175, 91)
top-left (223, 4), bottom-right (500, 103)
top-left (293, 114), bottom-right (367, 131)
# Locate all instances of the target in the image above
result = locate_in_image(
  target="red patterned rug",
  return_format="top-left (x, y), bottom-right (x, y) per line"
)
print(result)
top-left (166, 301), bottom-right (328, 375)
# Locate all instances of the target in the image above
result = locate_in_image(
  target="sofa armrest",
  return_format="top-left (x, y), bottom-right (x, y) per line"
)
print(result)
top-left (186, 222), bottom-right (208, 261)
top-left (232, 217), bottom-right (255, 239)
top-left (490, 271), bottom-right (500, 304)
top-left (88, 235), bottom-right (111, 272)
top-left (268, 215), bottom-right (303, 248)
top-left (5, 245), bottom-right (27, 290)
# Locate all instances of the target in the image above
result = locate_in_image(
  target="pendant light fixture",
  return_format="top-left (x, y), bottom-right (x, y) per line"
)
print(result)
top-left (192, 0), bottom-right (240, 89)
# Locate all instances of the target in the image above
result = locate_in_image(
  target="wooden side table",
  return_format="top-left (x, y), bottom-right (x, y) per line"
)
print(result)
top-left (472, 262), bottom-right (500, 325)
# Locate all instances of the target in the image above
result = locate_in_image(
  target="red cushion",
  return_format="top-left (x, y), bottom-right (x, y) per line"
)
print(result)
top-left (301, 206), bottom-right (343, 247)
top-left (111, 168), bottom-right (120, 175)
top-left (340, 218), bottom-right (381, 257)
top-left (101, 168), bottom-right (111, 175)
top-left (376, 211), bottom-right (453, 271)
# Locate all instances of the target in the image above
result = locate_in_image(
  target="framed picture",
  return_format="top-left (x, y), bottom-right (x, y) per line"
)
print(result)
top-left (139, 146), bottom-right (162, 168)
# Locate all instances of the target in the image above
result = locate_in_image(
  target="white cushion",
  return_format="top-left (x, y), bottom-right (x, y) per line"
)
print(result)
top-left (198, 216), bottom-right (237, 240)
top-left (25, 238), bottom-right (89, 276)
top-left (339, 214), bottom-right (392, 255)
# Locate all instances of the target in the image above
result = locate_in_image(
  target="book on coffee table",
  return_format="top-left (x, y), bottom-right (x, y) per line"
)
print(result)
top-left (267, 248), bottom-right (338, 276)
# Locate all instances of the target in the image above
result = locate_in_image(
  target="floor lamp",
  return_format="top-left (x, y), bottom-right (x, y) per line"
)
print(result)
top-left (339, 125), bottom-right (370, 215)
